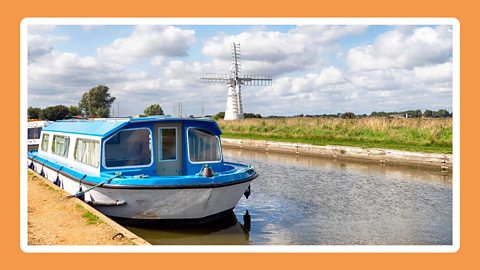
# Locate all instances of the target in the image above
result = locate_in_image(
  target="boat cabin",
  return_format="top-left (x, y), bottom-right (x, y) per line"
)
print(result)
top-left (36, 117), bottom-right (224, 177)
top-left (28, 120), bottom-right (50, 151)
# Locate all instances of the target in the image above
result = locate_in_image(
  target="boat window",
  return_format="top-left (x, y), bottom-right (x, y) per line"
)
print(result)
top-left (74, 139), bottom-right (100, 168)
top-left (40, 133), bottom-right (49, 152)
top-left (158, 128), bottom-right (177, 161)
top-left (28, 127), bottom-right (42, 140)
top-left (188, 128), bottom-right (221, 163)
top-left (104, 128), bottom-right (152, 168)
top-left (52, 135), bottom-right (70, 157)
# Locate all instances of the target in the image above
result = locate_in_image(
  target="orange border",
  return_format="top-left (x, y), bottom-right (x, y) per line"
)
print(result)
top-left (4, 0), bottom-right (476, 269)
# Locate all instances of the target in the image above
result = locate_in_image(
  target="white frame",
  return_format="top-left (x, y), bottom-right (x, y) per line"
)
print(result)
top-left (186, 127), bottom-right (223, 164)
top-left (157, 127), bottom-right (178, 162)
top-left (102, 127), bottom-right (154, 169)
top-left (51, 134), bottom-right (71, 158)
top-left (73, 138), bottom-right (101, 168)
top-left (20, 17), bottom-right (460, 254)
top-left (36, 131), bottom-right (102, 177)
top-left (40, 132), bottom-right (50, 152)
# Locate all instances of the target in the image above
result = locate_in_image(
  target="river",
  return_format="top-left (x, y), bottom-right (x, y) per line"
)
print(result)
top-left (126, 148), bottom-right (452, 245)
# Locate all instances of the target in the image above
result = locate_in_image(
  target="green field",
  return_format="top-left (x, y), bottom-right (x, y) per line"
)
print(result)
top-left (218, 117), bottom-right (452, 154)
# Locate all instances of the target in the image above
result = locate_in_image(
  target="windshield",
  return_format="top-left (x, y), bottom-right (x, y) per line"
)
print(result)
top-left (104, 128), bottom-right (152, 168)
top-left (188, 128), bottom-right (221, 163)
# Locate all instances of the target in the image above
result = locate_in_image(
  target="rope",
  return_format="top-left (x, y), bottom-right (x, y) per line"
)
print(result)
top-left (240, 164), bottom-right (255, 173)
top-left (67, 173), bottom-right (122, 199)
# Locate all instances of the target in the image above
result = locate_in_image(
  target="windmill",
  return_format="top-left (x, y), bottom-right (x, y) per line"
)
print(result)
top-left (200, 43), bottom-right (272, 120)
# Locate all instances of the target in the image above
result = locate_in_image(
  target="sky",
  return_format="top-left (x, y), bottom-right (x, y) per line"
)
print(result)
top-left (27, 24), bottom-right (453, 117)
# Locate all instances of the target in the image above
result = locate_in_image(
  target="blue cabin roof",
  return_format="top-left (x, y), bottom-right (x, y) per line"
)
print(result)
top-left (43, 117), bottom-right (221, 137)
top-left (44, 119), bottom-right (129, 137)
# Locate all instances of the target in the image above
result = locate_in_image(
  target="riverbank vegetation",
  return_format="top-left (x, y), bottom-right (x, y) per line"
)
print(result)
top-left (218, 117), bottom-right (452, 154)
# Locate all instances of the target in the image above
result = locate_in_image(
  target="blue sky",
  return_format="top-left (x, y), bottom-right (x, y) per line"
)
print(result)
top-left (28, 23), bottom-right (453, 116)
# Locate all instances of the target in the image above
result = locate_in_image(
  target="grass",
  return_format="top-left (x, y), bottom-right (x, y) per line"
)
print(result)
top-left (76, 204), bottom-right (104, 225)
top-left (218, 117), bottom-right (452, 154)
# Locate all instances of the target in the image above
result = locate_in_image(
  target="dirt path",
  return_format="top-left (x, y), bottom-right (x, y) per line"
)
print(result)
top-left (27, 170), bottom-right (149, 245)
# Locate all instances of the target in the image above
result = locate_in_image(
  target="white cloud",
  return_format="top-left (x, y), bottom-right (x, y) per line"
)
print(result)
top-left (97, 25), bottom-right (195, 65)
top-left (27, 25), bottom-right (453, 116)
top-left (28, 25), bottom-right (57, 34)
top-left (202, 25), bottom-right (367, 76)
top-left (28, 27), bottom-right (69, 61)
top-left (347, 26), bottom-right (452, 71)
top-left (255, 67), bottom-right (346, 99)
top-left (414, 62), bottom-right (452, 83)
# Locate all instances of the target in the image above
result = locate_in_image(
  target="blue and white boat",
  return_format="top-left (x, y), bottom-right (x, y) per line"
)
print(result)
top-left (27, 116), bottom-right (257, 222)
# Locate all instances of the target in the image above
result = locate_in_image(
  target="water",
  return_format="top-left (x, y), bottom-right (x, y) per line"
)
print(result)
top-left (126, 148), bottom-right (452, 245)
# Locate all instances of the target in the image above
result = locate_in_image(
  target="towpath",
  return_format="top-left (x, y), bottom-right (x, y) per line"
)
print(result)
top-left (27, 170), bottom-right (149, 245)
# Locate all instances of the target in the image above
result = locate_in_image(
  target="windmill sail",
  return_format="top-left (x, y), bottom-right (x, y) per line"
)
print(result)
top-left (200, 43), bottom-right (272, 120)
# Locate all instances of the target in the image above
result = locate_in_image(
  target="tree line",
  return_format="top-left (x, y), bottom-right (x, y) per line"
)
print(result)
top-left (370, 109), bottom-right (451, 118)
top-left (212, 109), bottom-right (452, 120)
top-left (211, 112), bottom-right (262, 120)
top-left (29, 85), bottom-right (451, 121)
top-left (28, 84), bottom-right (165, 120)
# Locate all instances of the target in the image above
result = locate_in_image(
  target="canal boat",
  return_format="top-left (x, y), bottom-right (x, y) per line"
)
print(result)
top-left (27, 120), bottom-right (51, 151)
top-left (27, 116), bottom-right (257, 221)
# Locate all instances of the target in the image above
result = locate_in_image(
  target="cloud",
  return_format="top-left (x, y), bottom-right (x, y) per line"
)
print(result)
top-left (259, 66), bottom-right (345, 98)
top-left (347, 26), bottom-right (452, 71)
top-left (413, 62), bottom-right (452, 83)
top-left (97, 25), bottom-right (195, 65)
top-left (28, 25), bottom-right (68, 61)
top-left (28, 25), bottom-right (199, 114)
top-left (27, 24), bottom-right (453, 116)
top-left (202, 25), bottom-right (367, 76)
top-left (28, 49), bottom-right (150, 110)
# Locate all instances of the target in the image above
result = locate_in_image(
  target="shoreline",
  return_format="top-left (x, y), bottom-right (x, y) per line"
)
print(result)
top-left (221, 138), bottom-right (452, 171)
top-left (27, 169), bottom-right (150, 246)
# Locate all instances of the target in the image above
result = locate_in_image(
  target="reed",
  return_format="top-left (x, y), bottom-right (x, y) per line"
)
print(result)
top-left (218, 117), bottom-right (452, 153)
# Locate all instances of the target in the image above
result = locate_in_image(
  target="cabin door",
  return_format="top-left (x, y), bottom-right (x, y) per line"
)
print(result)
top-left (154, 123), bottom-right (182, 176)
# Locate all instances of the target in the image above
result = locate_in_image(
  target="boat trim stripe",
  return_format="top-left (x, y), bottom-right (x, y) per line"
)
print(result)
top-left (28, 157), bottom-right (257, 190)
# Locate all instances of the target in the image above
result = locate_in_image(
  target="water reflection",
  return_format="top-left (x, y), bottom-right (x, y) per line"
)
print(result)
top-left (126, 210), bottom-right (251, 245)
top-left (224, 148), bottom-right (452, 185)
top-left (127, 148), bottom-right (452, 245)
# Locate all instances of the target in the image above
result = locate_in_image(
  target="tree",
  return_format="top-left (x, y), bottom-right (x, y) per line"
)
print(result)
top-left (244, 112), bottom-right (262, 119)
top-left (143, 104), bottom-right (164, 116)
top-left (28, 107), bottom-right (42, 119)
top-left (342, 112), bottom-right (356, 119)
top-left (68, 105), bottom-right (81, 117)
top-left (435, 109), bottom-right (450, 118)
top-left (78, 85), bottom-right (116, 118)
top-left (212, 112), bottom-right (225, 120)
top-left (40, 105), bottom-right (69, 121)
top-left (423, 109), bottom-right (434, 118)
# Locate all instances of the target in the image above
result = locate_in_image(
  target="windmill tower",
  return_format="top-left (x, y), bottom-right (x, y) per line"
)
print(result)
top-left (201, 43), bottom-right (272, 120)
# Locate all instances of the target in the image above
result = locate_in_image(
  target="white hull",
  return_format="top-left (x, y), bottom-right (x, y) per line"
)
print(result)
top-left (29, 159), bottom-right (251, 220)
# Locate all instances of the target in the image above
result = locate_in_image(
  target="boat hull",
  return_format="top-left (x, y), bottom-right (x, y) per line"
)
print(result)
top-left (28, 159), bottom-right (254, 220)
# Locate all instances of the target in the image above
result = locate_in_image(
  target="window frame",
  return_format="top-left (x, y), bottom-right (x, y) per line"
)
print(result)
top-left (186, 127), bottom-right (223, 164)
top-left (28, 127), bottom-right (42, 140)
top-left (40, 133), bottom-right (50, 152)
top-left (74, 138), bottom-right (101, 168)
top-left (51, 134), bottom-right (70, 158)
top-left (102, 127), bottom-right (154, 169)
top-left (157, 127), bottom-right (178, 162)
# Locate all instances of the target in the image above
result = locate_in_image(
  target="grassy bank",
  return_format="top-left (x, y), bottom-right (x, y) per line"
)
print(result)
top-left (218, 117), bottom-right (452, 154)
